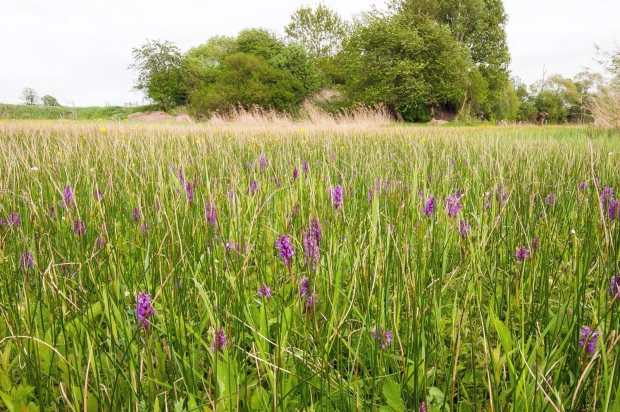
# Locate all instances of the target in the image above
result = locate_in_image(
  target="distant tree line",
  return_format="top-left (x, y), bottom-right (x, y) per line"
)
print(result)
top-left (128, 0), bottom-right (607, 124)
top-left (19, 88), bottom-right (61, 107)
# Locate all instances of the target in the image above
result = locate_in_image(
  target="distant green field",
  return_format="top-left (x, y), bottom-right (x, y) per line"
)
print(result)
top-left (0, 103), bottom-right (160, 120)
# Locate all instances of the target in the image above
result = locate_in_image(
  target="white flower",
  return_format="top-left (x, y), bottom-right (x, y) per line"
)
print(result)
top-left (30, 166), bottom-right (39, 171)
top-left (124, 291), bottom-right (130, 297)
top-left (571, 229), bottom-right (576, 234)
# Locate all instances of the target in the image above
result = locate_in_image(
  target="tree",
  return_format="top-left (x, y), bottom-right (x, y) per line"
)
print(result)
top-left (230, 28), bottom-right (284, 61)
top-left (129, 39), bottom-right (185, 109)
top-left (186, 36), bottom-right (235, 69)
top-left (188, 53), bottom-right (305, 115)
top-left (20, 88), bottom-right (39, 105)
top-left (41, 95), bottom-right (60, 106)
top-left (342, 9), bottom-right (471, 121)
top-left (285, 4), bottom-right (350, 60)
top-left (269, 43), bottom-right (328, 94)
top-left (395, 0), bottom-right (511, 115)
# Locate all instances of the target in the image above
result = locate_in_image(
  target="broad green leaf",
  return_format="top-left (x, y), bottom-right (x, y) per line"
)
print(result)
top-left (382, 378), bottom-right (405, 412)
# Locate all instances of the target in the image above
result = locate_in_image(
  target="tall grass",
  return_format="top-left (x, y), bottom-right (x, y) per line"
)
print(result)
top-left (0, 120), bottom-right (619, 411)
top-left (592, 83), bottom-right (620, 130)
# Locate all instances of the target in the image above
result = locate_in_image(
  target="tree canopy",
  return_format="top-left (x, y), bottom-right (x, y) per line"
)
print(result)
top-left (129, 40), bottom-right (185, 109)
top-left (128, 1), bottom-right (598, 123)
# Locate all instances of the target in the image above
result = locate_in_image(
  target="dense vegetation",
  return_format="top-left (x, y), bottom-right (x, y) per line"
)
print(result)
top-left (125, 0), bottom-right (616, 124)
top-left (1, 120), bottom-right (620, 411)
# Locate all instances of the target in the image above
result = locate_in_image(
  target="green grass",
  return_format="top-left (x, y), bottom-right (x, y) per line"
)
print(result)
top-left (0, 121), bottom-right (619, 411)
top-left (0, 104), bottom-right (161, 120)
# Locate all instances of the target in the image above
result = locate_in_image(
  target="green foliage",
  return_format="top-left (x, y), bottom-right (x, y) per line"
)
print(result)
top-left (186, 36), bottom-right (235, 69)
top-left (184, 29), bottom-right (325, 116)
top-left (230, 28), bottom-right (284, 61)
top-left (285, 4), bottom-right (350, 59)
top-left (396, 0), bottom-right (511, 118)
top-left (129, 39), bottom-right (185, 109)
top-left (342, 9), bottom-right (471, 121)
top-left (188, 53), bottom-right (305, 115)
top-left (512, 72), bottom-right (601, 124)
top-left (468, 68), bottom-right (489, 110)
top-left (41, 95), bottom-right (60, 107)
top-left (0, 104), bottom-right (157, 120)
top-left (517, 101), bottom-right (538, 123)
top-left (269, 43), bottom-right (328, 94)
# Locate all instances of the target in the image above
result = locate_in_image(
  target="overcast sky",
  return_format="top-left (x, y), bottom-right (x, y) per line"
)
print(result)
top-left (1, 0), bottom-right (618, 106)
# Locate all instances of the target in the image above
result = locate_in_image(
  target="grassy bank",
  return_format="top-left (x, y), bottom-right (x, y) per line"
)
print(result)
top-left (0, 103), bottom-right (160, 120)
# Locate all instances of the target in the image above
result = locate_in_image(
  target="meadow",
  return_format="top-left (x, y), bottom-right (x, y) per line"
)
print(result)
top-left (0, 119), bottom-right (619, 411)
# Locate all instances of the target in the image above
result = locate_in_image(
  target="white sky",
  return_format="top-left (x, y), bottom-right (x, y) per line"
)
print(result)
top-left (0, 0), bottom-right (618, 106)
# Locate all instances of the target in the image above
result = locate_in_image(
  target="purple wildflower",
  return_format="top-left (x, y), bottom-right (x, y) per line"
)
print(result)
top-left (133, 207), bottom-right (140, 223)
top-left (514, 246), bottom-right (530, 261)
top-left (579, 326), bottom-right (599, 355)
top-left (141, 222), bottom-right (148, 234)
top-left (302, 162), bottom-right (309, 173)
top-left (309, 218), bottom-right (322, 244)
top-left (290, 204), bottom-right (299, 220)
top-left (93, 189), bottom-right (103, 201)
top-left (303, 219), bottom-right (321, 270)
top-left (458, 220), bottom-right (470, 239)
top-left (424, 196), bottom-right (435, 217)
top-left (299, 277), bottom-right (318, 307)
top-left (0, 218), bottom-right (5, 226)
top-left (546, 193), bottom-right (556, 207)
top-left (420, 402), bottom-right (427, 412)
top-left (49, 205), bottom-right (56, 219)
top-left (293, 167), bottom-right (298, 181)
top-left (205, 203), bottom-right (217, 228)
top-left (610, 274), bottom-right (620, 299)
top-left (136, 292), bottom-right (154, 329)
top-left (249, 181), bottom-right (258, 194)
top-left (372, 327), bottom-right (393, 351)
top-left (367, 189), bottom-right (374, 202)
top-left (501, 190), bottom-right (509, 205)
top-left (21, 250), bottom-right (34, 272)
top-left (185, 181), bottom-right (195, 206)
top-left (259, 153), bottom-right (266, 171)
top-left (610, 200), bottom-right (620, 219)
top-left (532, 236), bottom-right (540, 252)
top-left (579, 182), bottom-right (587, 191)
top-left (300, 277), bottom-right (310, 296)
top-left (601, 187), bottom-right (614, 207)
top-left (305, 293), bottom-right (319, 308)
top-left (332, 185), bottom-right (343, 209)
top-left (275, 234), bottom-right (294, 267)
top-left (225, 240), bottom-right (234, 252)
top-left (445, 193), bottom-right (463, 218)
top-left (8, 212), bottom-right (19, 227)
top-left (63, 185), bottom-right (74, 209)
top-left (257, 284), bottom-right (271, 299)
top-left (73, 219), bottom-right (86, 236)
top-left (97, 236), bottom-right (105, 249)
top-left (211, 328), bottom-right (228, 351)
